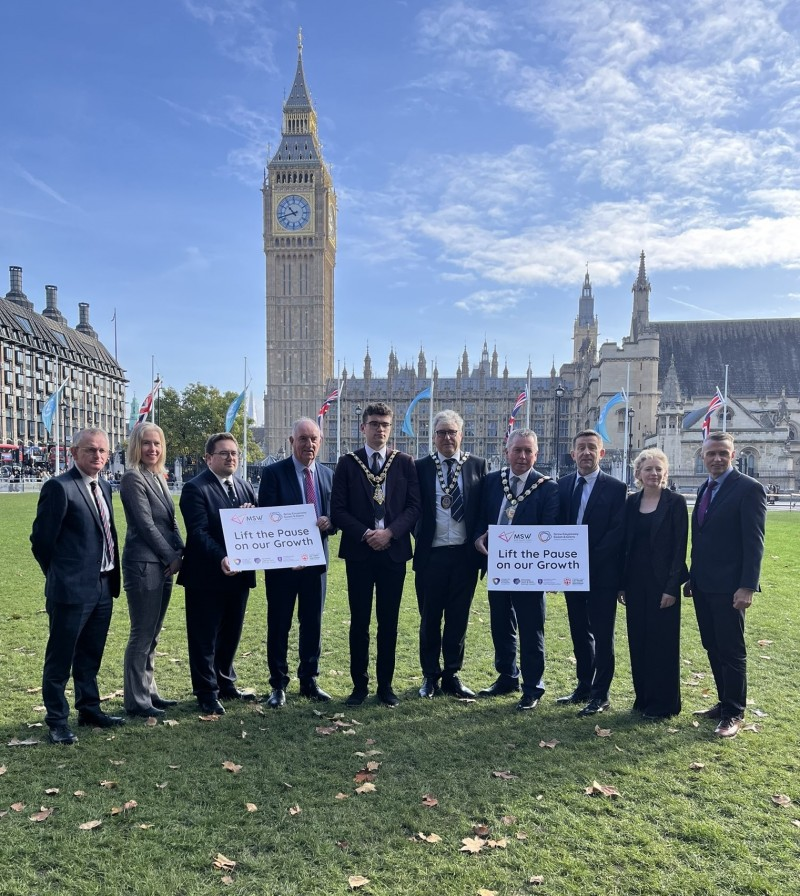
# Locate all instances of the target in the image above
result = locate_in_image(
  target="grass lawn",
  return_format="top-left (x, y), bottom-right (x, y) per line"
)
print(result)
top-left (0, 493), bottom-right (798, 896)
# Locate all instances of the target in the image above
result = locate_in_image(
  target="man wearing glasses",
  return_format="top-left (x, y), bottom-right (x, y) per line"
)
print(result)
top-left (178, 432), bottom-right (257, 715)
top-left (331, 402), bottom-right (421, 706)
top-left (413, 410), bottom-right (487, 699)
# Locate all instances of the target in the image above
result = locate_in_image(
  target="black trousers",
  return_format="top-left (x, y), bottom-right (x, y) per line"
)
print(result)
top-left (692, 588), bottom-right (747, 718)
top-left (265, 567), bottom-right (326, 690)
top-left (185, 585), bottom-right (249, 699)
top-left (345, 553), bottom-right (406, 691)
top-left (487, 589), bottom-right (546, 698)
top-left (42, 577), bottom-right (114, 727)
top-left (415, 544), bottom-right (479, 679)
top-left (564, 587), bottom-right (618, 701)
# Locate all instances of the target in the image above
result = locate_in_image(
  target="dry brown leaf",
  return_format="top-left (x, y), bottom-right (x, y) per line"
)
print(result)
top-left (7, 737), bottom-right (39, 747)
top-left (99, 780), bottom-right (117, 789)
top-left (529, 876), bottom-right (545, 885)
top-left (365, 738), bottom-right (376, 745)
top-left (791, 820), bottom-right (800, 828)
top-left (213, 853), bottom-right (236, 871)
top-left (772, 794), bottom-right (792, 807)
top-left (348, 875), bottom-right (370, 889)
top-left (355, 782), bottom-right (376, 794)
top-left (354, 771), bottom-right (376, 783)
top-left (539, 739), bottom-right (559, 749)
top-left (691, 720), bottom-right (700, 728)
top-left (27, 722), bottom-right (43, 729)
top-left (315, 726), bottom-right (337, 736)
top-left (288, 804), bottom-right (301, 816)
top-left (741, 723), bottom-right (760, 733)
top-left (487, 838), bottom-right (508, 848)
top-left (109, 759), bottom-right (125, 766)
top-left (460, 836), bottom-right (486, 854)
top-left (415, 831), bottom-right (442, 843)
top-left (752, 709), bottom-right (768, 718)
top-left (143, 716), bottom-right (157, 727)
top-left (0, 765), bottom-right (6, 775)
top-left (472, 823), bottom-right (490, 837)
top-left (594, 725), bottom-right (612, 737)
top-left (73, 791), bottom-right (85, 798)
top-left (666, 727), bottom-right (679, 733)
top-left (79, 819), bottom-right (102, 830)
top-left (283, 782), bottom-right (293, 789)
top-left (422, 794), bottom-right (439, 807)
top-left (168, 765), bottom-right (180, 769)
top-left (245, 803), bottom-right (257, 813)
top-left (477, 890), bottom-right (498, 896)
top-left (335, 792), bottom-right (349, 800)
top-left (44, 788), bottom-right (59, 795)
top-left (221, 876), bottom-right (234, 886)
top-left (366, 760), bottom-right (380, 771)
top-left (585, 780), bottom-right (621, 798)
top-left (500, 814), bottom-right (517, 825)
top-left (757, 639), bottom-right (774, 646)
top-left (11, 802), bottom-right (25, 812)
top-left (138, 823), bottom-right (154, 829)
top-left (222, 760), bottom-right (242, 774)
top-left (29, 807), bottom-right (54, 822)
top-left (491, 770), bottom-right (518, 780)
top-left (336, 840), bottom-right (349, 850)
top-left (689, 761), bottom-right (705, 770)
top-left (109, 800), bottom-right (138, 816)
top-left (163, 719), bottom-right (179, 727)
top-left (198, 714), bottom-right (221, 722)
top-left (516, 831), bottom-right (528, 840)
top-left (156, 782), bottom-right (168, 789)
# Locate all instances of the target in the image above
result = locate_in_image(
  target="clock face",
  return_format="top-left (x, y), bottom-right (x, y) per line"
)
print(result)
top-left (276, 194), bottom-right (311, 231)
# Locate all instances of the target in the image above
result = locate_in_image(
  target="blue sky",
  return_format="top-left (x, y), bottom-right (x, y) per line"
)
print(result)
top-left (3, 0), bottom-right (799, 408)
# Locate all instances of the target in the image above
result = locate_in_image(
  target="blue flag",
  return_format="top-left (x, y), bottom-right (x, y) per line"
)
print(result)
top-left (41, 377), bottom-right (70, 436)
top-left (225, 389), bottom-right (247, 433)
top-left (401, 386), bottom-right (432, 437)
top-left (596, 391), bottom-right (627, 443)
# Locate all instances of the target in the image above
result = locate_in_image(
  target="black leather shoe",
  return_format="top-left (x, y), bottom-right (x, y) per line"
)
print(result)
top-left (48, 724), bottom-right (77, 745)
top-left (127, 707), bottom-right (165, 718)
top-left (516, 694), bottom-right (540, 711)
top-left (151, 696), bottom-right (178, 709)
top-left (377, 687), bottom-right (399, 707)
top-left (299, 680), bottom-right (332, 702)
top-left (198, 699), bottom-right (225, 715)
top-left (344, 689), bottom-right (368, 707)
top-left (266, 689), bottom-right (286, 708)
top-left (693, 703), bottom-right (723, 720)
top-left (419, 677), bottom-right (438, 698)
top-left (478, 676), bottom-right (520, 697)
top-left (78, 711), bottom-right (126, 728)
top-left (555, 689), bottom-right (591, 705)
top-left (219, 688), bottom-right (256, 701)
top-left (441, 675), bottom-right (476, 699)
top-left (577, 698), bottom-right (610, 717)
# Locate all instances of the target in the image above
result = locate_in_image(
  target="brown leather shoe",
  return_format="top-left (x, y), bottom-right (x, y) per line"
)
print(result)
top-left (715, 717), bottom-right (742, 738)
top-left (693, 703), bottom-right (723, 720)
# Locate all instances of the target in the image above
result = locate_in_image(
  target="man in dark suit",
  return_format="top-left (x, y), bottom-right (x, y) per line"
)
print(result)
top-left (331, 402), bottom-right (421, 707)
top-left (474, 429), bottom-right (559, 711)
top-left (556, 429), bottom-right (627, 716)
top-left (31, 428), bottom-right (125, 744)
top-left (686, 432), bottom-right (767, 738)
top-left (178, 432), bottom-right (257, 715)
top-left (414, 409), bottom-right (487, 699)
top-left (258, 418), bottom-right (335, 708)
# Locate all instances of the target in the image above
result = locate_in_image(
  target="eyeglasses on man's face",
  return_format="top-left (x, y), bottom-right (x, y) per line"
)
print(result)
top-left (212, 450), bottom-right (239, 458)
top-left (365, 421), bottom-right (392, 429)
top-left (435, 430), bottom-right (459, 438)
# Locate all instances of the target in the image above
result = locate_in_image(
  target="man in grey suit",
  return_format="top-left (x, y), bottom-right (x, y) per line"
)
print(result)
top-left (31, 428), bottom-right (125, 745)
top-left (258, 418), bottom-right (335, 707)
top-left (686, 432), bottom-right (767, 738)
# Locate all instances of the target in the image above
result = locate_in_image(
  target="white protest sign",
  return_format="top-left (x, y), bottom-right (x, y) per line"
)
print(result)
top-left (219, 503), bottom-right (325, 571)
top-left (487, 524), bottom-right (590, 592)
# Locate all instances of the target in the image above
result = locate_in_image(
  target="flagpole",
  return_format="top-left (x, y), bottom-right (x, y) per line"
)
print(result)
top-left (336, 361), bottom-right (342, 459)
top-left (242, 357), bottom-right (248, 480)
top-left (428, 376), bottom-right (434, 454)
top-left (526, 363), bottom-right (532, 429)
top-left (54, 383), bottom-right (61, 476)
top-left (722, 365), bottom-right (729, 433)
top-left (622, 362), bottom-right (631, 486)
top-left (150, 356), bottom-right (155, 423)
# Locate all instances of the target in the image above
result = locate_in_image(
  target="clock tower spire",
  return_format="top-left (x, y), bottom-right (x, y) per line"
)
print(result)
top-left (263, 31), bottom-right (336, 455)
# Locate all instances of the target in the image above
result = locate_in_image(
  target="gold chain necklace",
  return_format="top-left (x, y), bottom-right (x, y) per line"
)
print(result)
top-left (348, 449), bottom-right (399, 506)
top-left (500, 468), bottom-right (550, 519)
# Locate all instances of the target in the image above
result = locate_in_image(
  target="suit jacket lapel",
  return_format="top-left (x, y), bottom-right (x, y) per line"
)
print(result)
top-left (355, 447), bottom-right (374, 501)
top-left (648, 490), bottom-right (669, 547)
top-left (583, 471), bottom-right (603, 518)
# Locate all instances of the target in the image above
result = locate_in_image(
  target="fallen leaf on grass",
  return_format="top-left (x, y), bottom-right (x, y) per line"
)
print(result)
top-left (539, 739), bottom-right (559, 749)
top-left (772, 794), bottom-right (792, 807)
top-left (691, 721), bottom-right (700, 728)
top-left (500, 814), bottom-right (517, 825)
top-left (585, 780), bottom-right (621, 798)
top-left (109, 759), bottom-right (125, 766)
top-left (516, 832), bottom-right (528, 840)
top-left (354, 771), bottom-right (376, 783)
top-left (221, 876), bottom-right (234, 886)
top-left (336, 840), bottom-right (349, 850)
top-left (757, 639), bottom-right (773, 647)
top-left (529, 876), bottom-right (545, 885)
top-left (460, 836), bottom-right (486, 854)
top-left (288, 805), bottom-right (302, 816)
top-left (99, 781), bottom-right (117, 789)
top-left (472, 824), bottom-right (490, 837)
top-left (29, 807), bottom-right (54, 822)
top-left (11, 802), bottom-right (25, 812)
top-left (138, 823), bottom-right (154, 829)
top-left (110, 801), bottom-right (138, 815)
top-left (491, 770), bottom-right (518, 780)
top-left (222, 761), bottom-right (242, 774)
top-left (73, 791), bottom-right (85, 798)
top-left (666, 727), bottom-right (679, 733)
top-left (365, 760), bottom-right (380, 771)
top-left (335, 792), bottom-right (349, 800)
top-left (594, 725), bottom-right (612, 737)
top-left (689, 762), bottom-right (705, 770)
top-left (315, 726), bottom-right (337, 736)
top-left (486, 838), bottom-right (508, 849)
top-left (79, 819), bottom-right (102, 830)
top-left (365, 738), bottom-right (377, 745)
top-left (477, 890), bottom-right (498, 896)
top-left (7, 738), bottom-right (39, 747)
top-left (422, 794), bottom-right (439, 807)
top-left (0, 766), bottom-right (5, 775)
top-left (414, 832), bottom-right (442, 843)
top-left (44, 788), bottom-right (59, 795)
top-left (168, 765), bottom-right (180, 770)
top-left (741, 723), bottom-right (760, 733)
top-left (758, 655), bottom-right (772, 660)
top-left (199, 714), bottom-right (221, 722)
top-left (752, 709), bottom-right (768, 718)
top-left (27, 723), bottom-right (43, 728)
top-left (245, 803), bottom-right (257, 813)
top-left (213, 854), bottom-right (236, 871)
top-left (348, 875), bottom-right (370, 889)
top-left (163, 719), bottom-right (179, 727)
top-left (354, 750), bottom-right (382, 758)
top-left (792, 820), bottom-right (800, 828)
top-left (156, 782), bottom-right (168, 790)
top-left (355, 782), bottom-right (376, 794)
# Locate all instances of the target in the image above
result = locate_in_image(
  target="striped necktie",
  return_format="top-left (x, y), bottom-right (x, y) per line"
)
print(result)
top-left (89, 481), bottom-right (115, 566)
top-left (445, 458), bottom-right (464, 523)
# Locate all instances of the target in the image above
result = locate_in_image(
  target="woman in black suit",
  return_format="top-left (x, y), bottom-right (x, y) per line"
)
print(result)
top-left (618, 449), bottom-right (688, 718)
top-left (120, 424), bottom-right (183, 718)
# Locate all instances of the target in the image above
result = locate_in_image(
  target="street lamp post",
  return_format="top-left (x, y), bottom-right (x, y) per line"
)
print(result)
top-left (553, 384), bottom-right (565, 479)
top-left (627, 408), bottom-right (635, 486)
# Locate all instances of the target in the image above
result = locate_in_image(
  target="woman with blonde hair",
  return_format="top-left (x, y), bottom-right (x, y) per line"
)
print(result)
top-left (120, 423), bottom-right (183, 717)
top-left (618, 448), bottom-right (688, 717)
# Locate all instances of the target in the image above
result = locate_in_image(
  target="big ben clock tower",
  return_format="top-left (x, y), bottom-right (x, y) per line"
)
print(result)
top-left (263, 30), bottom-right (336, 455)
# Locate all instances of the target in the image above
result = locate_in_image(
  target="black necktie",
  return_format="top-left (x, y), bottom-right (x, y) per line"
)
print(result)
top-left (371, 453), bottom-right (385, 522)
top-left (224, 478), bottom-right (238, 507)
top-left (697, 479), bottom-right (717, 525)
top-left (570, 476), bottom-right (586, 524)
top-left (445, 458), bottom-right (464, 523)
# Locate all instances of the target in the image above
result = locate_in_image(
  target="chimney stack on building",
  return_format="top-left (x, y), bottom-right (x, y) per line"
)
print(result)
top-left (75, 301), bottom-right (98, 339)
top-left (5, 265), bottom-right (34, 311)
top-left (42, 284), bottom-right (68, 325)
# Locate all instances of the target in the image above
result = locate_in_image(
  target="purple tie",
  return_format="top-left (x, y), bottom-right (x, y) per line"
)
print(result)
top-left (697, 479), bottom-right (717, 526)
top-left (303, 467), bottom-right (319, 518)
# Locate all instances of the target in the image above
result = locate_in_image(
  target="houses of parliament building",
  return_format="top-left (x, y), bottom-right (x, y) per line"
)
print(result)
top-left (263, 36), bottom-right (800, 489)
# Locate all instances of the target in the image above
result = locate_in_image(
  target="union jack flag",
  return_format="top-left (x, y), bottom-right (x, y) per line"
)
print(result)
top-left (701, 388), bottom-right (725, 439)
top-left (317, 388), bottom-right (339, 427)
top-left (505, 390), bottom-right (528, 438)
top-left (134, 377), bottom-right (162, 429)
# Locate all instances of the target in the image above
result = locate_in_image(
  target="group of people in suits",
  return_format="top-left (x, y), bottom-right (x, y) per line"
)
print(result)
top-left (29, 411), bottom-right (766, 745)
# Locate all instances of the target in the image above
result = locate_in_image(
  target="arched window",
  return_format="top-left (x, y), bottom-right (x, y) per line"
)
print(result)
top-left (694, 451), bottom-right (705, 476)
top-left (737, 449), bottom-right (757, 478)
